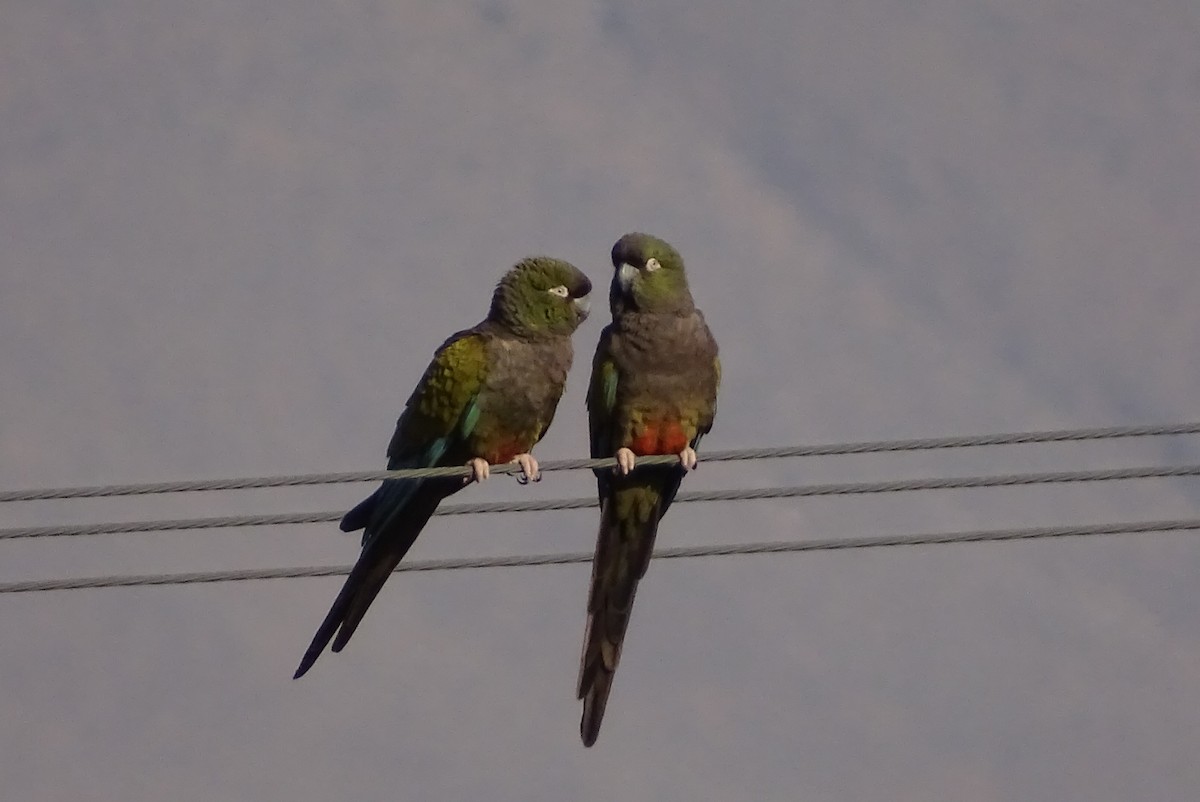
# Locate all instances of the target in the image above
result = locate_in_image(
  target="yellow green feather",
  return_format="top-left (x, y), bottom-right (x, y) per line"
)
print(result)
top-left (389, 332), bottom-right (488, 461)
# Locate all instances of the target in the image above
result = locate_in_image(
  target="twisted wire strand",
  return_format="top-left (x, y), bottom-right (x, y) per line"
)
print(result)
top-left (2, 517), bottom-right (1196, 593)
top-left (3, 421), bottom-right (1199, 503)
top-left (3, 462), bottom-right (1200, 541)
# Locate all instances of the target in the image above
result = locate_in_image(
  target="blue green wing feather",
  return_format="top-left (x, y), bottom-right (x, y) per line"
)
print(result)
top-left (341, 329), bottom-right (488, 546)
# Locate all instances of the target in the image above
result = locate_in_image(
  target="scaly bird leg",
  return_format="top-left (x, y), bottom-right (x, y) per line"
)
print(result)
top-left (511, 453), bottom-right (540, 484)
top-left (678, 446), bottom-right (698, 471)
top-left (464, 457), bottom-right (491, 484)
top-left (614, 447), bottom-right (637, 476)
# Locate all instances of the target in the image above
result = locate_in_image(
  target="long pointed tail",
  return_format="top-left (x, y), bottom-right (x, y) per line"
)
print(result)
top-left (576, 486), bottom-right (663, 746)
top-left (293, 489), bottom-right (443, 679)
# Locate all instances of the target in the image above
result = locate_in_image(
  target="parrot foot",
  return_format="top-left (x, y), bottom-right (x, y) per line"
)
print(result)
top-left (614, 447), bottom-right (637, 476)
top-left (678, 446), bottom-right (698, 471)
top-left (464, 457), bottom-right (491, 484)
top-left (511, 453), bottom-right (541, 484)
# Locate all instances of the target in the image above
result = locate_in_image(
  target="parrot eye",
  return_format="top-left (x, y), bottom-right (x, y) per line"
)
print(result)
top-left (547, 285), bottom-right (570, 298)
top-left (645, 257), bottom-right (662, 272)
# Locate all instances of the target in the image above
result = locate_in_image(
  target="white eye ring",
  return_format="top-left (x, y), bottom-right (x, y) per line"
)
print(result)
top-left (645, 257), bottom-right (662, 272)
top-left (547, 285), bottom-right (570, 297)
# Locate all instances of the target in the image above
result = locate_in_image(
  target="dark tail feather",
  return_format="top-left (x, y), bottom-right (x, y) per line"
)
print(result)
top-left (580, 667), bottom-right (613, 748)
top-left (328, 511), bottom-right (425, 653)
top-left (339, 489), bottom-right (378, 533)
top-left (576, 492), bottom-right (661, 746)
top-left (578, 598), bottom-right (637, 746)
top-left (345, 476), bottom-right (426, 546)
top-left (293, 559), bottom-right (373, 679)
top-left (293, 490), bottom-right (442, 679)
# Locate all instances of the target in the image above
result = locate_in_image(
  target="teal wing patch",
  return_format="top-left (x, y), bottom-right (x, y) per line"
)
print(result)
top-left (349, 330), bottom-right (488, 547)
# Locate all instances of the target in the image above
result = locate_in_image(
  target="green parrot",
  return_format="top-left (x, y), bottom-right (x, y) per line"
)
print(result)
top-left (576, 233), bottom-right (720, 746)
top-left (293, 257), bottom-right (592, 679)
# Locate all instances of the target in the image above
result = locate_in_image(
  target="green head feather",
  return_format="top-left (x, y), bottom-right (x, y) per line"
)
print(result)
top-left (489, 256), bottom-right (593, 336)
top-left (608, 232), bottom-right (694, 314)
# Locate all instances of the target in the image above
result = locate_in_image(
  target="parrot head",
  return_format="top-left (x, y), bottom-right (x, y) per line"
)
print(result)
top-left (609, 232), bottom-right (694, 314)
top-left (489, 256), bottom-right (593, 337)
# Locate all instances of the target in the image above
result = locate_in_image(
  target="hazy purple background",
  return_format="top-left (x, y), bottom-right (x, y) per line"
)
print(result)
top-left (3, 1), bottom-right (1200, 799)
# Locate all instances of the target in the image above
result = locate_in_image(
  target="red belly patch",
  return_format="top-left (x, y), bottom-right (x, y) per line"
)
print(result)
top-left (629, 420), bottom-right (690, 456)
top-left (483, 436), bottom-right (531, 465)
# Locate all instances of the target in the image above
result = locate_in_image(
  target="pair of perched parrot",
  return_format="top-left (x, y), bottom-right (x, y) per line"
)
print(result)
top-left (292, 233), bottom-right (720, 747)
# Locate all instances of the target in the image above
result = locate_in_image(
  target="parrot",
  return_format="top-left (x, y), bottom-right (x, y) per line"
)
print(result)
top-left (293, 256), bottom-right (592, 679)
top-left (576, 233), bottom-right (720, 746)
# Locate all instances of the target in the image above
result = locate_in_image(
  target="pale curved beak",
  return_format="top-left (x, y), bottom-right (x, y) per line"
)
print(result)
top-left (617, 262), bottom-right (638, 291)
top-left (573, 294), bottom-right (591, 319)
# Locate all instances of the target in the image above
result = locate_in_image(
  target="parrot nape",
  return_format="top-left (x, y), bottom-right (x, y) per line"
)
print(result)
top-left (293, 257), bottom-right (592, 679)
top-left (577, 233), bottom-right (720, 746)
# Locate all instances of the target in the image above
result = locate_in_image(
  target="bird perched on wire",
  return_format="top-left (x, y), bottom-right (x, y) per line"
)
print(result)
top-left (577, 233), bottom-right (720, 745)
top-left (293, 257), bottom-right (592, 679)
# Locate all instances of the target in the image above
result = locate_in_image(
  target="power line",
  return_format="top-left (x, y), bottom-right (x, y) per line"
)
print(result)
top-left (2, 517), bottom-right (1196, 594)
top-left (3, 462), bottom-right (1200, 541)
top-left (3, 420), bottom-right (1199, 503)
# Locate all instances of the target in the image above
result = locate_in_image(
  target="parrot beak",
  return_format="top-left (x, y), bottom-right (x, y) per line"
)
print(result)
top-left (573, 294), bottom-right (591, 320)
top-left (617, 262), bottom-right (638, 292)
